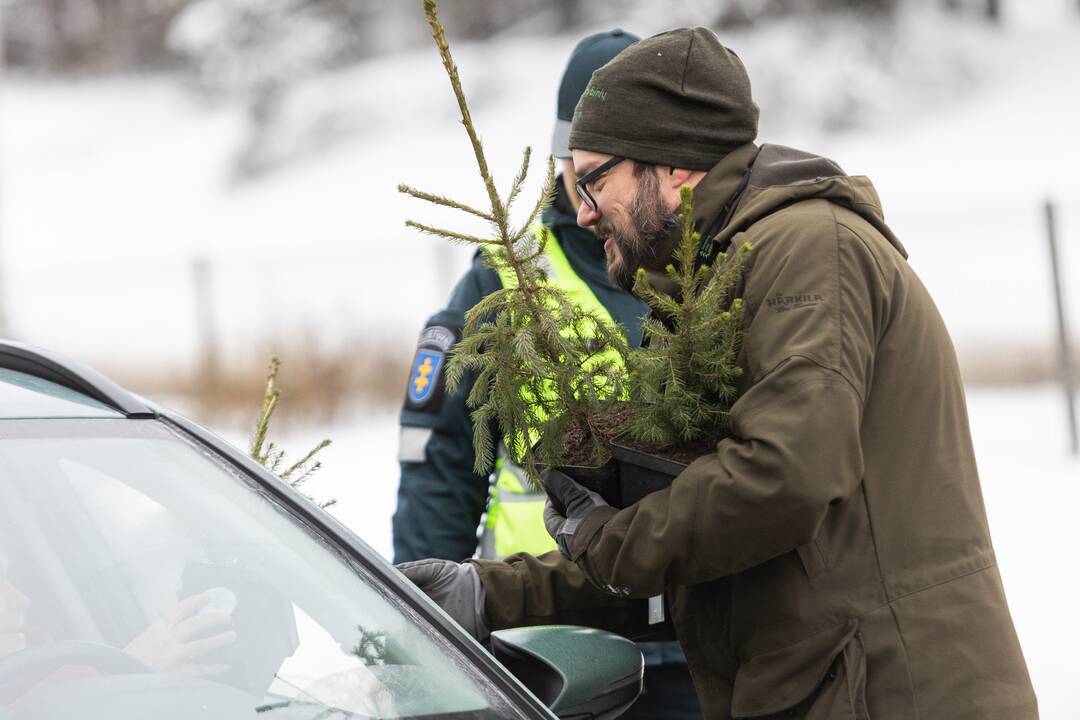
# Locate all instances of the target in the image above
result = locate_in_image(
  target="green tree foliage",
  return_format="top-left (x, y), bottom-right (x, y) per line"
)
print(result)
top-left (352, 624), bottom-right (388, 666)
top-left (250, 356), bottom-right (335, 507)
top-left (400, 0), bottom-right (629, 483)
top-left (627, 186), bottom-right (750, 448)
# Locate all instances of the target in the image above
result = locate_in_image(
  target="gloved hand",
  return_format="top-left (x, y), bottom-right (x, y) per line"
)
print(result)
top-left (542, 469), bottom-right (612, 559)
top-left (396, 559), bottom-right (489, 641)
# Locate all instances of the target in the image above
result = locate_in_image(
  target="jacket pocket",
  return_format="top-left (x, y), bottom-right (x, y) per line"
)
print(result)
top-left (731, 620), bottom-right (869, 719)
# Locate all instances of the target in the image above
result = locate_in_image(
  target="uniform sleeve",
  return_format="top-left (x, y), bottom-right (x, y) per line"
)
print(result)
top-left (392, 258), bottom-right (501, 563)
top-left (571, 209), bottom-right (887, 596)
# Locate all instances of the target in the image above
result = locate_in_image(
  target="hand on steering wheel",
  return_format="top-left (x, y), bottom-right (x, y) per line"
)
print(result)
top-left (0, 640), bottom-right (152, 702)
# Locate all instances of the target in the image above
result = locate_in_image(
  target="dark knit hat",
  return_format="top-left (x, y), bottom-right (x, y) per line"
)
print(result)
top-left (551, 29), bottom-right (639, 159)
top-left (568, 27), bottom-right (758, 170)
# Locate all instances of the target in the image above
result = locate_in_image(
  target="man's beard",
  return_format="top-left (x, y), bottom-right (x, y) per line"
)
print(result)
top-left (598, 168), bottom-right (680, 292)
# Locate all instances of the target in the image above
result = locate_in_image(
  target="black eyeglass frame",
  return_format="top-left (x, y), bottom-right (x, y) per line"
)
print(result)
top-left (574, 156), bottom-right (625, 212)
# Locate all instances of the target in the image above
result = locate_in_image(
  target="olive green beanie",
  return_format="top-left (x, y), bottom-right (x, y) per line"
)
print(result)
top-left (568, 27), bottom-right (758, 171)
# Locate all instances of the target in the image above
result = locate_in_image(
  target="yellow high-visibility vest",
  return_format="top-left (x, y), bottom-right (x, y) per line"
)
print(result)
top-left (479, 227), bottom-right (626, 559)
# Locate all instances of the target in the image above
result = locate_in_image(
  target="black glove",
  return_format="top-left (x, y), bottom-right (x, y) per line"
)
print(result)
top-left (542, 469), bottom-right (612, 559)
top-left (396, 559), bottom-right (489, 641)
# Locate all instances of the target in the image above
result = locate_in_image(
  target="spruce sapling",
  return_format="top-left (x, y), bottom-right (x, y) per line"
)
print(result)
top-left (399, 0), bottom-right (629, 485)
top-left (628, 185), bottom-right (751, 451)
top-left (250, 356), bottom-right (335, 508)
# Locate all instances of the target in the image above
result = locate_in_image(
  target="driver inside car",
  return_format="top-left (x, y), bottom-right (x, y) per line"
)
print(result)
top-left (1, 549), bottom-right (238, 700)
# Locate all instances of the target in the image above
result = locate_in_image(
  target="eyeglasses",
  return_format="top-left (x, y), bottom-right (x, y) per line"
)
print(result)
top-left (574, 156), bottom-right (625, 212)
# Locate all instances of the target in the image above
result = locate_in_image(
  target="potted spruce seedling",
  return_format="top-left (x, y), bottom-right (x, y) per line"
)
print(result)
top-left (612, 185), bottom-right (751, 506)
top-left (399, 0), bottom-right (632, 497)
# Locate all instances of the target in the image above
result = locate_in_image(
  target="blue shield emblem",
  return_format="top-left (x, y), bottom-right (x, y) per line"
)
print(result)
top-left (408, 350), bottom-right (444, 405)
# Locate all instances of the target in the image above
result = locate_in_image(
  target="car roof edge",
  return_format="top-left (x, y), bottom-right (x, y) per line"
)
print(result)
top-left (0, 339), bottom-right (155, 418)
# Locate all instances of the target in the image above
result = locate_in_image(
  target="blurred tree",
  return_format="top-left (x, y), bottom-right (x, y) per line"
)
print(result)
top-left (941, 0), bottom-right (1006, 23)
top-left (168, 0), bottom-right (431, 178)
top-left (1, 0), bottom-right (185, 71)
top-left (437, 0), bottom-right (553, 38)
top-left (715, 0), bottom-right (900, 29)
top-left (553, 0), bottom-right (583, 32)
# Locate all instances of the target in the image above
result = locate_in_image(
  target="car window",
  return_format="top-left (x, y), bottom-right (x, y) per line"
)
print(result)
top-left (0, 419), bottom-right (535, 719)
top-left (0, 368), bottom-right (122, 419)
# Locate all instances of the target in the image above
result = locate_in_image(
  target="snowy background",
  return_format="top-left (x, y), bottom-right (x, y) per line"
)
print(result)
top-left (2, 0), bottom-right (1079, 716)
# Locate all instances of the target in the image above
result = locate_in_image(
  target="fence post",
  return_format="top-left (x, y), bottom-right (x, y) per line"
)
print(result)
top-left (1045, 199), bottom-right (1078, 455)
top-left (192, 256), bottom-right (220, 384)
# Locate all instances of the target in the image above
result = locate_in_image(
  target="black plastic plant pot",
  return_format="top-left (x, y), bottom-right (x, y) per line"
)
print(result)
top-left (533, 441), bottom-right (622, 507)
top-left (608, 431), bottom-right (688, 508)
top-left (563, 459), bottom-right (622, 508)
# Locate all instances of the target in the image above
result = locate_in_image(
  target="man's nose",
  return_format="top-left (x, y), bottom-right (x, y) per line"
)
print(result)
top-left (577, 201), bottom-right (600, 228)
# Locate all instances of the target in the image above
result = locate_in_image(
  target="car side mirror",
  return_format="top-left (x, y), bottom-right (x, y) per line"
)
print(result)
top-left (490, 625), bottom-right (642, 719)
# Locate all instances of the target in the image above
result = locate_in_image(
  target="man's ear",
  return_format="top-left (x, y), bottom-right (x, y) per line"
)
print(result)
top-left (660, 167), bottom-right (695, 189)
top-left (667, 167), bottom-right (694, 189)
top-left (664, 167), bottom-right (707, 193)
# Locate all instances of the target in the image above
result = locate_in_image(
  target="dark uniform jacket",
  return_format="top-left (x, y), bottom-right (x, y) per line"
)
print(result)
top-left (392, 182), bottom-right (649, 564)
top-left (473, 144), bottom-right (1038, 719)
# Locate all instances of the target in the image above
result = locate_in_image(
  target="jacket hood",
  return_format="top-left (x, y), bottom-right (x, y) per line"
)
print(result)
top-left (638, 142), bottom-right (905, 303)
top-left (719, 143), bottom-right (906, 260)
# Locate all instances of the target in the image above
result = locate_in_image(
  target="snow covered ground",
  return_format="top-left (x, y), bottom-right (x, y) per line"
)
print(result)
top-left (1, 9), bottom-right (1078, 378)
top-left (232, 385), bottom-right (1079, 718)
top-left (965, 387), bottom-right (1079, 719)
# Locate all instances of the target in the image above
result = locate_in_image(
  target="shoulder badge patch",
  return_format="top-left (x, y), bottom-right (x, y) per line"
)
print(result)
top-left (404, 322), bottom-right (460, 412)
top-left (407, 350), bottom-right (444, 405)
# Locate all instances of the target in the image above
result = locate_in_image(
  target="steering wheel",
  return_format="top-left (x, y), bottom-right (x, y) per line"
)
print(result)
top-left (0, 641), bottom-right (153, 701)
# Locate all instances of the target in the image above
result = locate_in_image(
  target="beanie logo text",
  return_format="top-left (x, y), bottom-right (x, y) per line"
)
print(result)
top-left (582, 85), bottom-right (607, 102)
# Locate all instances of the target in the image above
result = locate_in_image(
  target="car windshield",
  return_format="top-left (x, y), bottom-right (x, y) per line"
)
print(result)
top-left (0, 418), bottom-right (532, 719)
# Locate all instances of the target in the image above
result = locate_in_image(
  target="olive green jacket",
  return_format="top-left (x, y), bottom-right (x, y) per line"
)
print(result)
top-left (473, 144), bottom-right (1037, 719)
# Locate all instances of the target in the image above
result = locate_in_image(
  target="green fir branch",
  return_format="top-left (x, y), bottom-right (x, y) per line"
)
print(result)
top-left (397, 184), bottom-right (495, 222)
top-left (504, 147), bottom-right (532, 209)
top-left (404, 220), bottom-right (492, 246)
top-left (511, 156), bottom-right (557, 241)
top-left (420, 0), bottom-right (505, 224)
top-left (249, 356), bottom-right (335, 508)
top-left (626, 185), bottom-right (751, 450)
top-left (402, 0), bottom-right (631, 485)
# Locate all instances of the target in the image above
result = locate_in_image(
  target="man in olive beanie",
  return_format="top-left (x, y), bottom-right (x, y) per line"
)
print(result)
top-left (403, 26), bottom-right (1038, 719)
top-left (570, 27), bottom-right (758, 170)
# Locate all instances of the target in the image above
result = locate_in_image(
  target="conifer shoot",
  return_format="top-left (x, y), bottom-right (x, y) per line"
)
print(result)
top-left (399, 0), bottom-right (630, 485)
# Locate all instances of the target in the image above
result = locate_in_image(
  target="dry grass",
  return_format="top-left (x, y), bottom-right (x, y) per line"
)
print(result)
top-left (110, 338), bottom-right (1076, 432)
top-left (957, 341), bottom-right (1078, 386)
top-left (122, 335), bottom-right (412, 430)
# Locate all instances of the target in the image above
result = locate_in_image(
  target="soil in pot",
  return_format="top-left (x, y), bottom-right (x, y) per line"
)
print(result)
top-left (537, 405), bottom-right (635, 506)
